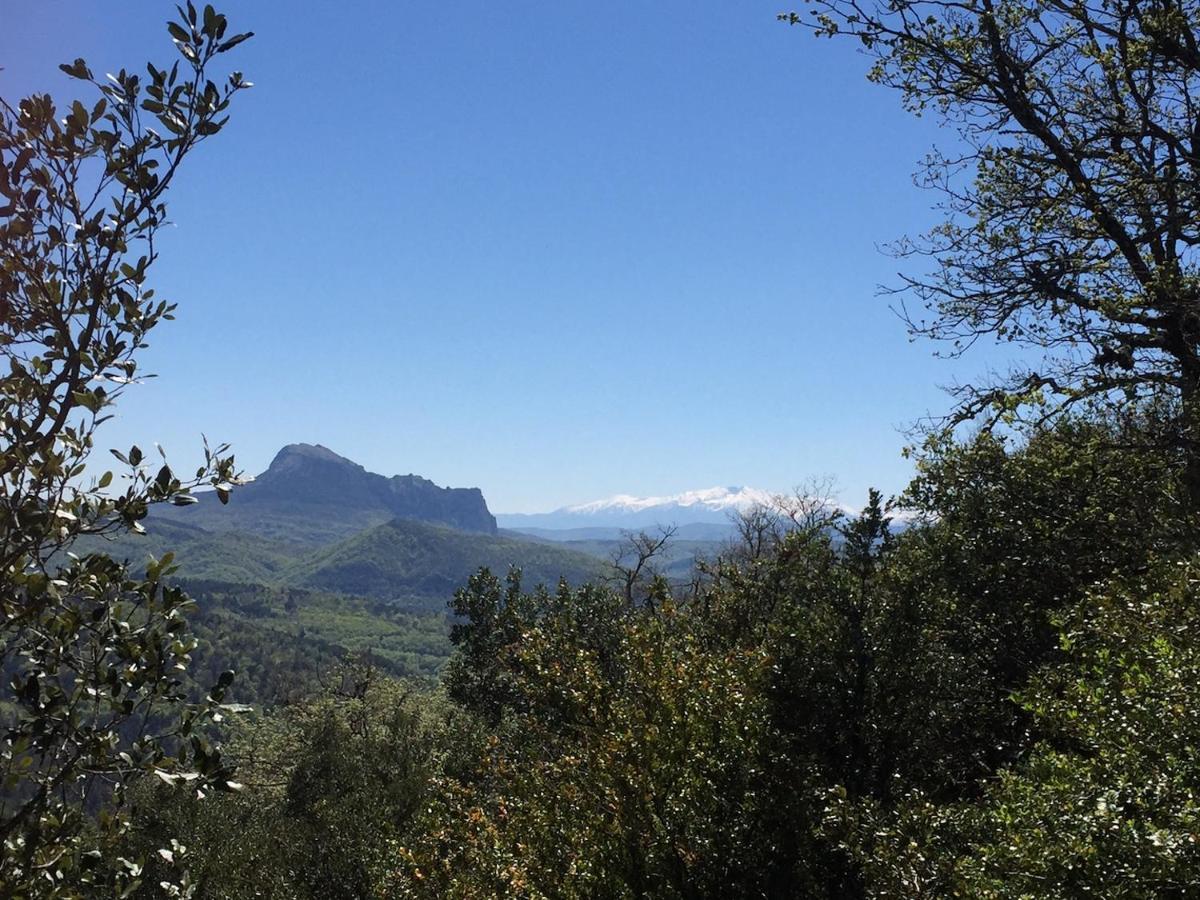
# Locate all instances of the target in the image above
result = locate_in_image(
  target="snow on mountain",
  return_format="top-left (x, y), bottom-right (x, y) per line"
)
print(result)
top-left (563, 486), bottom-right (776, 516)
top-left (496, 486), bottom-right (777, 531)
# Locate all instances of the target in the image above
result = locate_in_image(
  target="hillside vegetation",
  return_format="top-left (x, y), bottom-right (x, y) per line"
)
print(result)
top-left (285, 518), bottom-right (609, 604)
top-left (84, 512), bottom-right (610, 605)
top-left (181, 581), bottom-right (452, 706)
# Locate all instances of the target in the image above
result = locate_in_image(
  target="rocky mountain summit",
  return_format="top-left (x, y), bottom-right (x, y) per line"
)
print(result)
top-left (154, 443), bottom-right (496, 543)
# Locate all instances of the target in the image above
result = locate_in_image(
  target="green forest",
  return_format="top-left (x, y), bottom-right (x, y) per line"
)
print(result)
top-left (5, 1), bottom-right (1200, 897)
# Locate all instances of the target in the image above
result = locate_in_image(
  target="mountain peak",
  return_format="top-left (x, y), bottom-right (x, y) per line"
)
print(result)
top-left (155, 444), bottom-right (497, 541)
top-left (496, 486), bottom-right (775, 531)
top-left (270, 443), bottom-right (360, 469)
top-left (563, 485), bottom-right (774, 516)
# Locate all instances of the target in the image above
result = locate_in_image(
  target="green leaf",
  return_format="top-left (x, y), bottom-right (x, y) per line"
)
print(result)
top-left (11, 148), bottom-right (33, 175)
top-left (57, 57), bottom-right (92, 80)
top-left (70, 390), bottom-right (103, 413)
top-left (217, 32), bottom-right (254, 53)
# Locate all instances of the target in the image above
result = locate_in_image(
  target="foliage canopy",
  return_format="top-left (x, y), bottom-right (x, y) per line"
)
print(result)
top-left (785, 0), bottom-right (1200, 499)
top-left (0, 5), bottom-right (251, 894)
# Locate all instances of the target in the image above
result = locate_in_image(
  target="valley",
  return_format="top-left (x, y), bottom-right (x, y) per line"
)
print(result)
top-left (77, 444), bottom-right (743, 705)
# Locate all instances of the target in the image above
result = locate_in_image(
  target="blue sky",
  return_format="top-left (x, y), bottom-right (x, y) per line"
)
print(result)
top-left (5, 1), bottom-right (1004, 512)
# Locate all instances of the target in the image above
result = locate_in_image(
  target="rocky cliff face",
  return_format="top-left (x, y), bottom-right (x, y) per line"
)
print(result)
top-left (253, 444), bottom-right (495, 531)
top-left (384, 473), bottom-right (494, 534)
top-left (154, 443), bottom-right (497, 543)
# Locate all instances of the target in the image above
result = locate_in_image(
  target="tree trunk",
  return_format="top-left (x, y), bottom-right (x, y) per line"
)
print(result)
top-left (1180, 377), bottom-right (1200, 520)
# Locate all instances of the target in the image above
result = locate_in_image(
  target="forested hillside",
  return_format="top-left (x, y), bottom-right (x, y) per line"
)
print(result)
top-left (285, 518), bottom-right (608, 602)
top-left (181, 581), bottom-right (452, 703)
top-left (81, 487), bottom-right (611, 606)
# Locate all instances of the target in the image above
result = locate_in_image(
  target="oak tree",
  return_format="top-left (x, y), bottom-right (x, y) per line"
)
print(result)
top-left (0, 5), bottom-right (252, 893)
top-left (785, 0), bottom-right (1200, 502)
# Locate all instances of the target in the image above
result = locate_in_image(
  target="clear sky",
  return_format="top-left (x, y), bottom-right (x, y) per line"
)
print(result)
top-left (3, 1), bottom-right (1007, 512)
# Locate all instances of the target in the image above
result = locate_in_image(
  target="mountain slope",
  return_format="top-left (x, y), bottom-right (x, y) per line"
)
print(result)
top-left (284, 517), bottom-right (610, 605)
top-left (182, 581), bottom-right (452, 703)
top-left (154, 443), bottom-right (496, 544)
top-left (505, 523), bottom-right (737, 542)
top-left (73, 518), bottom-right (307, 585)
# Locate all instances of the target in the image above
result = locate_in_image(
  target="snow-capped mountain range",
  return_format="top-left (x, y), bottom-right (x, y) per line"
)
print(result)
top-left (496, 486), bottom-right (776, 531)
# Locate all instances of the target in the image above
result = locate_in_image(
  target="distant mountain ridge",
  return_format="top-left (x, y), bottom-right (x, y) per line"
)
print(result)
top-left (496, 485), bottom-right (775, 531)
top-left (154, 443), bottom-right (496, 543)
top-left (119, 443), bottom-right (613, 609)
top-left (504, 523), bottom-right (737, 542)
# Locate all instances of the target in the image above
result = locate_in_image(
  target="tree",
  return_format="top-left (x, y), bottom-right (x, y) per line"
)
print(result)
top-left (443, 568), bottom-right (546, 725)
top-left (120, 667), bottom-right (464, 900)
top-left (782, 0), bottom-right (1200, 503)
top-left (960, 560), bottom-right (1200, 896)
top-left (0, 6), bottom-right (252, 894)
top-left (834, 558), bottom-right (1200, 897)
top-left (394, 578), bottom-right (788, 899)
top-left (726, 502), bottom-right (787, 563)
top-left (608, 525), bottom-right (677, 607)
